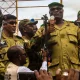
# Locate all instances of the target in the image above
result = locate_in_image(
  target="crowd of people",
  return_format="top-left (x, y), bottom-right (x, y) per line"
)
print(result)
top-left (0, 1), bottom-right (80, 80)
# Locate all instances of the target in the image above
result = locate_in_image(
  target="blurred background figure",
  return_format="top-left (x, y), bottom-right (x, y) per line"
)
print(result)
top-left (75, 10), bottom-right (80, 27)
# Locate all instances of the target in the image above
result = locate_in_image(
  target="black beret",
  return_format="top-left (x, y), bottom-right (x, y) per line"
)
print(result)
top-left (3, 14), bottom-right (17, 20)
top-left (48, 2), bottom-right (64, 8)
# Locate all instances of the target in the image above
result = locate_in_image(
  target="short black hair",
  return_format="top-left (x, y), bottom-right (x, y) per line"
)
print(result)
top-left (7, 46), bottom-right (21, 62)
top-left (3, 14), bottom-right (17, 21)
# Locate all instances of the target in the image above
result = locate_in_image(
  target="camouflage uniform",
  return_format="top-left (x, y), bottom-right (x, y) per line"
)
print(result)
top-left (0, 32), bottom-right (24, 75)
top-left (18, 19), bottom-right (34, 68)
top-left (19, 19), bottom-right (42, 70)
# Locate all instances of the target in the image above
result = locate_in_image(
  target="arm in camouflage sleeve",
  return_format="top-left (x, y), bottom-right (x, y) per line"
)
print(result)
top-left (30, 26), bottom-right (45, 50)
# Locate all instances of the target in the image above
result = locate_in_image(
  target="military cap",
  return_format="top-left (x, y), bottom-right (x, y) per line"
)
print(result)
top-left (30, 18), bottom-right (38, 24)
top-left (19, 19), bottom-right (38, 27)
top-left (3, 14), bottom-right (17, 20)
top-left (19, 19), bottom-right (31, 27)
top-left (48, 2), bottom-right (64, 8)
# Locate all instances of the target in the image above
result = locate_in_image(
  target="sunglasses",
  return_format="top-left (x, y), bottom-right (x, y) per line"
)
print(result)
top-left (8, 21), bottom-right (17, 25)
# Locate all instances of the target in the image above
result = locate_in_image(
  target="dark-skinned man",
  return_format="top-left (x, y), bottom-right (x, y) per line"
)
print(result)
top-left (0, 14), bottom-right (24, 78)
top-left (5, 45), bottom-right (47, 80)
top-left (30, 2), bottom-right (80, 77)
top-left (18, 19), bottom-right (42, 71)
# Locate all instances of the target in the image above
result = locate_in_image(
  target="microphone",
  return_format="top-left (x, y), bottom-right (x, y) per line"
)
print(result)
top-left (48, 16), bottom-right (56, 25)
top-left (50, 16), bottom-right (55, 20)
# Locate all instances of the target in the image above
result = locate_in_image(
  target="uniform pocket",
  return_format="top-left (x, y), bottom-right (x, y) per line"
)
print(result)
top-left (69, 57), bottom-right (80, 65)
top-left (48, 32), bottom-right (58, 45)
top-left (67, 30), bottom-right (78, 44)
top-left (69, 57), bottom-right (80, 69)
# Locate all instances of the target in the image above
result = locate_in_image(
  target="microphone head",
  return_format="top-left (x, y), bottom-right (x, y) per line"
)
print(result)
top-left (50, 16), bottom-right (55, 20)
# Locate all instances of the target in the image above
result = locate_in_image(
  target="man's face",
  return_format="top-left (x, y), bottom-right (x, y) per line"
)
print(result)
top-left (33, 24), bottom-right (38, 34)
top-left (49, 6), bottom-right (63, 19)
top-left (4, 19), bottom-right (16, 34)
top-left (24, 24), bottom-right (35, 37)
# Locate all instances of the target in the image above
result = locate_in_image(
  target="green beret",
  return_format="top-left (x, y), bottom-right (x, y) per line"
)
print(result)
top-left (48, 2), bottom-right (64, 8)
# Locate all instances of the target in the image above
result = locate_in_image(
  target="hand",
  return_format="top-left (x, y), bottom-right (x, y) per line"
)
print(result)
top-left (41, 49), bottom-right (47, 57)
top-left (67, 69), bottom-right (79, 80)
top-left (56, 69), bottom-right (80, 80)
top-left (34, 70), bottom-right (53, 80)
top-left (41, 49), bottom-right (48, 61)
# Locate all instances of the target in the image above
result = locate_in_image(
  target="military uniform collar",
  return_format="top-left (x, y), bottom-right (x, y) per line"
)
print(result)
top-left (54, 20), bottom-right (70, 30)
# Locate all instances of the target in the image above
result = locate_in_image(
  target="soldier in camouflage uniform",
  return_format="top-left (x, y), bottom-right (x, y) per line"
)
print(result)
top-left (31, 2), bottom-right (80, 77)
top-left (19, 19), bottom-right (38, 49)
top-left (19, 19), bottom-right (42, 70)
top-left (0, 14), bottom-right (24, 77)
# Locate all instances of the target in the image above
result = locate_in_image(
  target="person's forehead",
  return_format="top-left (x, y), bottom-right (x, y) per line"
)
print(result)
top-left (7, 19), bottom-right (16, 22)
top-left (27, 24), bottom-right (34, 27)
top-left (50, 6), bottom-right (63, 8)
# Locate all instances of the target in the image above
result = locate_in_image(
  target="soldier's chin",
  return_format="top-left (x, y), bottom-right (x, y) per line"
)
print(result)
top-left (55, 16), bottom-right (61, 18)
top-left (12, 30), bottom-right (15, 33)
top-left (55, 16), bottom-right (62, 20)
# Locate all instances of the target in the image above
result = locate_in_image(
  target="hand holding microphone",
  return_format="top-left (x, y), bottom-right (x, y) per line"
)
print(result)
top-left (48, 16), bottom-right (56, 33)
top-left (42, 16), bottom-right (56, 36)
